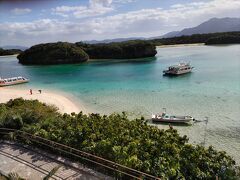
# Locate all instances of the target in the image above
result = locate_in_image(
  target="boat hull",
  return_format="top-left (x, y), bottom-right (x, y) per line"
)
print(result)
top-left (0, 80), bottom-right (29, 87)
top-left (152, 118), bottom-right (192, 123)
top-left (163, 69), bottom-right (192, 75)
top-left (152, 114), bottom-right (193, 124)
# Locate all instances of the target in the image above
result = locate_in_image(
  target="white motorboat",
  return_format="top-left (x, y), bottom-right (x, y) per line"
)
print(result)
top-left (163, 62), bottom-right (193, 75)
top-left (0, 76), bottom-right (29, 87)
top-left (152, 111), bottom-right (194, 124)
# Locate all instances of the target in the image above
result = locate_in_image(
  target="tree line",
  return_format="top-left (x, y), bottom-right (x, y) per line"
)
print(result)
top-left (75, 40), bottom-right (157, 59)
top-left (16, 41), bottom-right (157, 64)
top-left (149, 31), bottom-right (240, 45)
top-left (17, 42), bottom-right (89, 65)
top-left (0, 48), bottom-right (22, 56)
top-left (4, 31), bottom-right (240, 64)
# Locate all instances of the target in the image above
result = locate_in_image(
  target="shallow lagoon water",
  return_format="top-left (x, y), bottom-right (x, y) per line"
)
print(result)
top-left (0, 45), bottom-right (240, 163)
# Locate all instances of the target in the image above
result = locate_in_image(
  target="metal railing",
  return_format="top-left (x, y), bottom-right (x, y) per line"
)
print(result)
top-left (0, 128), bottom-right (160, 180)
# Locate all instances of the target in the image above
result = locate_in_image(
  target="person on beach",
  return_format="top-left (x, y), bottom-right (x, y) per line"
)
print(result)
top-left (38, 89), bottom-right (42, 94)
top-left (30, 89), bottom-right (32, 95)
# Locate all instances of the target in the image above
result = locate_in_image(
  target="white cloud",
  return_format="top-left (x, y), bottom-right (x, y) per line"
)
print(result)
top-left (90, 0), bottom-right (113, 7)
top-left (0, 18), bottom-right (106, 46)
top-left (52, 0), bottom-right (113, 18)
top-left (113, 0), bottom-right (136, 4)
top-left (11, 8), bottom-right (32, 15)
top-left (0, 19), bottom-right (84, 36)
top-left (1, 0), bottom-right (240, 46)
top-left (85, 0), bottom-right (240, 36)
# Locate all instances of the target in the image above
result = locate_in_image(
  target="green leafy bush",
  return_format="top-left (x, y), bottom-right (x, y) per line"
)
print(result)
top-left (3, 112), bottom-right (23, 129)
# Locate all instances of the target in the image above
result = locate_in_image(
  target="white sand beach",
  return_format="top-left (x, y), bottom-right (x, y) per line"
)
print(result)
top-left (0, 54), bottom-right (19, 58)
top-left (0, 87), bottom-right (87, 114)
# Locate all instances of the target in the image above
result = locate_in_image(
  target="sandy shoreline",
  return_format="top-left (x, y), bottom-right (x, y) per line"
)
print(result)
top-left (0, 54), bottom-right (19, 57)
top-left (157, 43), bottom-right (205, 48)
top-left (0, 87), bottom-right (88, 114)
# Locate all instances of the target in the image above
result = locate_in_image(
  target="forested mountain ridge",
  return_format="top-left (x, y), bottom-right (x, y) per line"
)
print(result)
top-left (161, 17), bottom-right (240, 38)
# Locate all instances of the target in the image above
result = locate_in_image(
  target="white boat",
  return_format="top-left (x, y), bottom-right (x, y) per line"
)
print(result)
top-left (163, 62), bottom-right (193, 75)
top-left (0, 76), bottom-right (29, 87)
top-left (152, 111), bottom-right (194, 124)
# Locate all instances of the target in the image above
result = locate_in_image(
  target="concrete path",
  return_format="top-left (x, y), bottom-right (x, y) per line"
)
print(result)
top-left (0, 141), bottom-right (111, 180)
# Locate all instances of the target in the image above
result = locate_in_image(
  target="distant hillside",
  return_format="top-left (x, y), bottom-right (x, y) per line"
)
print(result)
top-left (0, 48), bottom-right (22, 56)
top-left (84, 37), bottom-right (145, 44)
top-left (149, 31), bottom-right (240, 46)
top-left (159, 31), bottom-right (180, 38)
top-left (205, 35), bottom-right (240, 45)
top-left (161, 17), bottom-right (240, 38)
top-left (1, 45), bottom-right (28, 51)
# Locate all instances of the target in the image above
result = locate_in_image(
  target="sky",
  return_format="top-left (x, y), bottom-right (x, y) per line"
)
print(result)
top-left (0, 0), bottom-right (239, 46)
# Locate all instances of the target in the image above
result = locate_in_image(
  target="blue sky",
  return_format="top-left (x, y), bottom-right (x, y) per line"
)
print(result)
top-left (0, 0), bottom-right (239, 46)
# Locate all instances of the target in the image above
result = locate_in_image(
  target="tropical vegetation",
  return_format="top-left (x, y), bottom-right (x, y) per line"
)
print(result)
top-left (17, 42), bottom-right (89, 65)
top-left (16, 32), bottom-right (240, 65)
top-left (0, 48), bottom-right (22, 56)
top-left (205, 35), bottom-right (240, 45)
top-left (0, 98), bottom-right (239, 179)
top-left (149, 31), bottom-right (240, 46)
top-left (75, 40), bottom-right (157, 59)
top-left (17, 41), bottom-right (157, 64)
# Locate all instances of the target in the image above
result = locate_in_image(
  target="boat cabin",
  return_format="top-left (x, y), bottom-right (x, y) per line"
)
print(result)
top-left (0, 76), bottom-right (29, 86)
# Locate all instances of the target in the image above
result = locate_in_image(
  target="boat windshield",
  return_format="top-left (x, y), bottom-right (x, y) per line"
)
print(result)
top-left (169, 66), bottom-right (179, 70)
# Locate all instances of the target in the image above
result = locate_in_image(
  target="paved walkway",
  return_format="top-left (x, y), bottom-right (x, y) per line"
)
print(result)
top-left (0, 141), bottom-right (111, 180)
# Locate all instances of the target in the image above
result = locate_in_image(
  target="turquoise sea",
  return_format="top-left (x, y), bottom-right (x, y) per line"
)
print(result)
top-left (0, 44), bottom-right (240, 163)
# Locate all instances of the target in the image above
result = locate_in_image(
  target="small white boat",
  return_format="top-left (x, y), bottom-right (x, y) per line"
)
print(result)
top-left (163, 62), bottom-right (193, 75)
top-left (0, 76), bottom-right (29, 87)
top-left (152, 111), bottom-right (194, 124)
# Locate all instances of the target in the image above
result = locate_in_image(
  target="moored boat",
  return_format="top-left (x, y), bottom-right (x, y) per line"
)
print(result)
top-left (152, 111), bottom-right (194, 124)
top-left (163, 62), bottom-right (193, 75)
top-left (0, 76), bottom-right (29, 87)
